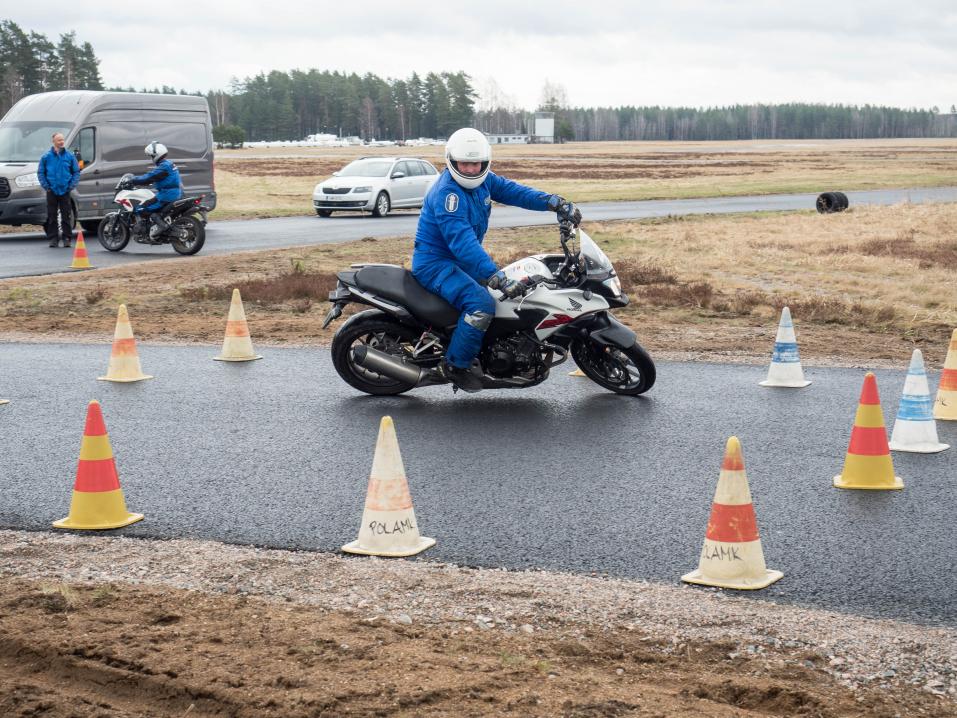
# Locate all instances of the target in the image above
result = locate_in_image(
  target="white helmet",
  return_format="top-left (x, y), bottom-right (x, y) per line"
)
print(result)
top-left (445, 128), bottom-right (490, 190)
top-left (145, 141), bottom-right (168, 164)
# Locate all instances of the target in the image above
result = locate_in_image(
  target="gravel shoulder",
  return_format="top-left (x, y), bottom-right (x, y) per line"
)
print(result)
top-left (1, 529), bottom-right (954, 717)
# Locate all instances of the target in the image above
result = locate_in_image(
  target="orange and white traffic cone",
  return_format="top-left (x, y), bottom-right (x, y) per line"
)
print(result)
top-left (0, 399), bottom-right (7, 405)
top-left (569, 368), bottom-right (586, 377)
top-left (934, 329), bottom-right (957, 421)
top-left (342, 416), bottom-right (435, 557)
top-left (69, 229), bottom-right (93, 270)
top-left (833, 372), bottom-right (903, 490)
top-left (681, 436), bottom-right (783, 590)
top-left (98, 304), bottom-right (152, 382)
top-left (53, 400), bottom-right (143, 530)
top-left (213, 288), bottom-right (262, 362)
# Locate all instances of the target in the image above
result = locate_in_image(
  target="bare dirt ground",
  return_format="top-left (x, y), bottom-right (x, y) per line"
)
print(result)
top-left (2, 530), bottom-right (955, 718)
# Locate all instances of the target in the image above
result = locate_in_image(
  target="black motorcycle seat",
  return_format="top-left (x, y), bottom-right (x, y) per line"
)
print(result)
top-left (355, 265), bottom-right (460, 328)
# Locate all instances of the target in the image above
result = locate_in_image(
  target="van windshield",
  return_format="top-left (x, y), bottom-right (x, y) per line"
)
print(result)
top-left (0, 121), bottom-right (74, 162)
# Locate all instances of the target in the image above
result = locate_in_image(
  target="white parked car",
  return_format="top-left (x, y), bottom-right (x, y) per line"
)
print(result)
top-left (312, 157), bottom-right (439, 218)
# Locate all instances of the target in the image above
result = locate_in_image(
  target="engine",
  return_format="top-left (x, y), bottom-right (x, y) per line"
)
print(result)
top-left (482, 333), bottom-right (551, 379)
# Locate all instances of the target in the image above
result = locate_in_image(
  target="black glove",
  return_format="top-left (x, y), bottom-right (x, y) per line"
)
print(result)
top-left (487, 270), bottom-right (527, 300)
top-left (547, 194), bottom-right (582, 226)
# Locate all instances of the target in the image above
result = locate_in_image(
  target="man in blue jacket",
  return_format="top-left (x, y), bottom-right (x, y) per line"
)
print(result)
top-left (37, 132), bottom-right (81, 247)
top-left (413, 128), bottom-right (581, 392)
top-left (125, 141), bottom-right (183, 239)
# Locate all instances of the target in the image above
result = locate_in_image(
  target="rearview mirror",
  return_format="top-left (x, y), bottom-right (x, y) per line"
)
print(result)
top-left (332, 171), bottom-right (340, 177)
top-left (391, 171), bottom-right (405, 179)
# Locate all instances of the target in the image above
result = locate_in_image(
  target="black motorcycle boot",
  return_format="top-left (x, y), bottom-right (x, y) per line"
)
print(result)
top-left (48, 237), bottom-right (58, 247)
top-left (149, 214), bottom-right (168, 240)
top-left (439, 361), bottom-right (483, 393)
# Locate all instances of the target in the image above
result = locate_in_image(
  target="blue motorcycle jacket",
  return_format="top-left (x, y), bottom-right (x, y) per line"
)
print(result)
top-left (413, 170), bottom-right (552, 282)
top-left (37, 147), bottom-right (80, 196)
top-left (131, 158), bottom-right (183, 203)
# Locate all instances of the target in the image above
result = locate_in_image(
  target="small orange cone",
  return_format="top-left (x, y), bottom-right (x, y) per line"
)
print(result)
top-left (934, 329), bottom-right (957, 421)
top-left (213, 288), bottom-right (262, 361)
top-left (98, 304), bottom-right (152, 382)
top-left (69, 229), bottom-right (93, 270)
top-left (833, 373), bottom-right (903, 490)
top-left (342, 416), bottom-right (435, 557)
top-left (569, 368), bottom-right (586, 377)
top-left (53, 400), bottom-right (143, 530)
top-left (681, 437), bottom-right (783, 590)
top-left (0, 399), bottom-right (8, 405)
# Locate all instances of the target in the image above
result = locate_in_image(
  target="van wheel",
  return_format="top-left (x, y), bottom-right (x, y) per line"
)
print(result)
top-left (316, 209), bottom-right (332, 217)
top-left (171, 216), bottom-right (206, 255)
top-left (372, 191), bottom-right (390, 218)
top-left (80, 220), bottom-right (100, 234)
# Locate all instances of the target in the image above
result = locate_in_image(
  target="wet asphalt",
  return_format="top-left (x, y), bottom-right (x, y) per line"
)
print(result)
top-left (2, 186), bottom-right (957, 278)
top-left (1, 342), bottom-right (955, 626)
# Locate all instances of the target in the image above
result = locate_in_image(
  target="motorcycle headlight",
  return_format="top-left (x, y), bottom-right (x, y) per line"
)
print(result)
top-left (602, 275), bottom-right (622, 297)
top-left (352, 186), bottom-right (372, 193)
top-left (14, 172), bottom-right (41, 188)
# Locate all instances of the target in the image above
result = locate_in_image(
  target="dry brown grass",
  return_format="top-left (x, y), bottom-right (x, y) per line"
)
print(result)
top-left (210, 138), bottom-right (957, 219)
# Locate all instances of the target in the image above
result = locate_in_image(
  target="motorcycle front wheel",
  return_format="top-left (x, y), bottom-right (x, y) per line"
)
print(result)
top-left (571, 339), bottom-right (656, 395)
top-left (171, 215), bottom-right (206, 255)
top-left (97, 214), bottom-right (130, 252)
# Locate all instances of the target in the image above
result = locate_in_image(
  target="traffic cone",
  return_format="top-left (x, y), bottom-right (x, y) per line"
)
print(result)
top-left (833, 373), bottom-right (903, 490)
top-left (569, 368), bottom-right (586, 377)
top-left (69, 230), bottom-right (93, 270)
top-left (53, 400), bottom-right (143, 530)
top-left (889, 350), bottom-right (949, 453)
top-left (681, 437), bottom-right (783, 590)
top-left (98, 304), bottom-right (153, 383)
top-left (759, 307), bottom-right (811, 388)
top-left (342, 416), bottom-right (435, 557)
top-left (213, 288), bottom-right (262, 362)
top-left (934, 329), bottom-right (957, 421)
top-left (0, 399), bottom-right (7, 405)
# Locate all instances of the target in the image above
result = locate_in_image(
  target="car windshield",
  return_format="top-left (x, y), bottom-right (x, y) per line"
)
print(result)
top-left (337, 159), bottom-right (393, 178)
top-left (0, 121), bottom-right (74, 162)
top-left (578, 229), bottom-right (613, 275)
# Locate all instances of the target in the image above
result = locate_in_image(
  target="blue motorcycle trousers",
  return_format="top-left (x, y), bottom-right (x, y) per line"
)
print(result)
top-left (412, 258), bottom-right (495, 369)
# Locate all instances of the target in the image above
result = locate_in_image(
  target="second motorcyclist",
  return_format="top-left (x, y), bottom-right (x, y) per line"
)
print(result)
top-left (412, 127), bottom-right (582, 392)
top-left (124, 141), bottom-right (183, 239)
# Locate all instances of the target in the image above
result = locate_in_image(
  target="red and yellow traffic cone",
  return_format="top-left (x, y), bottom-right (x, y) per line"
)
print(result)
top-left (833, 372), bottom-right (903, 490)
top-left (69, 229), bottom-right (93, 270)
top-left (681, 437), bottom-right (783, 590)
top-left (53, 400), bottom-right (143, 530)
top-left (934, 329), bottom-right (957, 421)
top-left (342, 416), bottom-right (435, 557)
top-left (213, 288), bottom-right (262, 362)
top-left (98, 304), bottom-right (152, 382)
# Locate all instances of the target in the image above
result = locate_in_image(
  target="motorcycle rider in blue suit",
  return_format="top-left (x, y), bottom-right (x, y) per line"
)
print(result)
top-left (125, 141), bottom-right (183, 239)
top-left (412, 128), bottom-right (582, 392)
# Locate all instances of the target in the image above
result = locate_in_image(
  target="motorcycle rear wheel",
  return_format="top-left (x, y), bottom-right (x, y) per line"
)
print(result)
top-left (571, 339), bottom-right (656, 395)
top-left (171, 216), bottom-right (206, 255)
top-left (331, 313), bottom-right (433, 396)
top-left (97, 214), bottom-right (130, 252)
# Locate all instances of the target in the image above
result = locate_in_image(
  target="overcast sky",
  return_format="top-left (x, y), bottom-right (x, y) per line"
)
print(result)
top-left (8, 1), bottom-right (957, 110)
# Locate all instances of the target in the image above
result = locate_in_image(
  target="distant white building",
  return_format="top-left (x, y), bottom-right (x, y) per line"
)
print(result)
top-left (486, 133), bottom-right (529, 144)
top-left (532, 112), bottom-right (555, 143)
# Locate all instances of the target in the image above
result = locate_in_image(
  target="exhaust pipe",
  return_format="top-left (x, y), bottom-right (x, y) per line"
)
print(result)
top-left (352, 345), bottom-right (430, 385)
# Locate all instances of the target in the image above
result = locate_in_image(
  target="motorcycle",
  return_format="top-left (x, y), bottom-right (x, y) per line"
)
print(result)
top-left (322, 220), bottom-right (656, 396)
top-left (96, 173), bottom-right (209, 255)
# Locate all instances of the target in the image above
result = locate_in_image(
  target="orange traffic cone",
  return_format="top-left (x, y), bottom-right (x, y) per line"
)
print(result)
top-left (934, 329), bottom-right (957, 421)
top-left (342, 416), bottom-right (435, 557)
top-left (213, 288), bottom-right (262, 361)
top-left (69, 229), bottom-right (93, 270)
top-left (681, 437), bottom-right (783, 590)
top-left (0, 399), bottom-right (7, 405)
top-left (569, 368), bottom-right (586, 377)
top-left (833, 372), bottom-right (903, 490)
top-left (98, 304), bottom-right (152, 382)
top-left (53, 400), bottom-right (143, 530)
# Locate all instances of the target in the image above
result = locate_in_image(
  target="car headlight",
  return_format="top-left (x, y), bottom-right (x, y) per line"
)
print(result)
top-left (602, 275), bottom-right (622, 297)
top-left (352, 186), bottom-right (372, 193)
top-left (15, 173), bottom-right (41, 188)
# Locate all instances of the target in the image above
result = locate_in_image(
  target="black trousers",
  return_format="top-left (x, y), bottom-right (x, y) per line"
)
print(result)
top-left (44, 191), bottom-right (73, 241)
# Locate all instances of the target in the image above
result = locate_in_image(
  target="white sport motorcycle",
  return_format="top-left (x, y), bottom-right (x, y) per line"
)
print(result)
top-left (323, 220), bottom-right (656, 396)
top-left (96, 173), bottom-right (209, 255)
